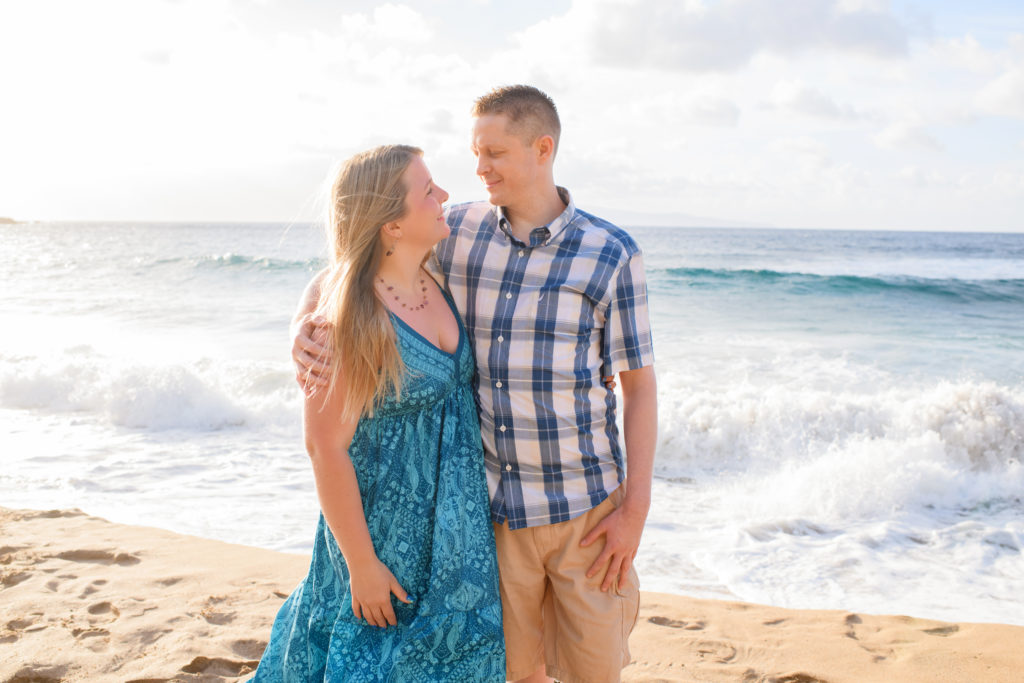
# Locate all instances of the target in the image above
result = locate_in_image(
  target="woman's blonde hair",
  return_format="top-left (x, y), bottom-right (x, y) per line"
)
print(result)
top-left (315, 144), bottom-right (422, 422)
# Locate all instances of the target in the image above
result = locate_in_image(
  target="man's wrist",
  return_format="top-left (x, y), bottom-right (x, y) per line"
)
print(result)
top-left (621, 482), bottom-right (652, 514)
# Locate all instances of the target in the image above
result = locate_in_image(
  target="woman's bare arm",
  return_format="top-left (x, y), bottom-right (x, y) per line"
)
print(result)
top-left (303, 360), bottom-right (410, 627)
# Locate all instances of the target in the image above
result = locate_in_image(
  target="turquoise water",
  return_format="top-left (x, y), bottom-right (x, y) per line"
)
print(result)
top-left (1, 222), bottom-right (1022, 624)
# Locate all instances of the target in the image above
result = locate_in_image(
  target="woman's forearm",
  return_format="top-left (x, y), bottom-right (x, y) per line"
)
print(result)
top-left (308, 444), bottom-right (377, 566)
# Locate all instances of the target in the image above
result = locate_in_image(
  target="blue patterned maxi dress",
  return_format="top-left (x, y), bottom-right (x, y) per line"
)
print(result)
top-left (253, 295), bottom-right (505, 682)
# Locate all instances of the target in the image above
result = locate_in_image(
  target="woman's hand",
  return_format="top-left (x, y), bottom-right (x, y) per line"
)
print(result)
top-left (347, 556), bottom-right (412, 627)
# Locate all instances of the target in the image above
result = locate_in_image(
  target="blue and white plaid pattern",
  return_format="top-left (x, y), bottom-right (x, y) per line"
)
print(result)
top-left (429, 189), bottom-right (655, 529)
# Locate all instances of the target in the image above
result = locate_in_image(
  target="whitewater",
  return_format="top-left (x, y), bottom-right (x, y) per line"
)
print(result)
top-left (1, 221), bottom-right (1022, 625)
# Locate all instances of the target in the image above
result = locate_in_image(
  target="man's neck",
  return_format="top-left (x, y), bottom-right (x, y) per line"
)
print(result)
top-left (503, 184), bottom-right (566, 243)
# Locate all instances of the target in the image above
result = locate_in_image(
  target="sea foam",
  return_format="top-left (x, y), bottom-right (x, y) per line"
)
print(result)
top-left (0, 347), bottom-right (299, 431)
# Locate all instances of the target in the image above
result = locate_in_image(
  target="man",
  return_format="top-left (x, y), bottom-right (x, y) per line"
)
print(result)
top-left (293, 85), bottom-right (657, 683)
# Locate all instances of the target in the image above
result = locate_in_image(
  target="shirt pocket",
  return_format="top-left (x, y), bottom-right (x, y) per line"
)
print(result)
top-left (512, 283), bottom-right (601, 341)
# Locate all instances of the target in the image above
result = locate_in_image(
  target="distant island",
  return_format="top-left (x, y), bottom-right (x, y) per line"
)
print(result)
top-left (0, 217), bottom-right (16, 224)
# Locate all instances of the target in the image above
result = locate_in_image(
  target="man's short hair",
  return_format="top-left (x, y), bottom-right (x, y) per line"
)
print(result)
top-left (472, 85), bottom-right (561, 154)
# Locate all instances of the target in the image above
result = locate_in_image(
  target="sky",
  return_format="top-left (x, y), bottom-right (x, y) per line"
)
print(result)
top-left (1, 0), bottom-right (1022, 231)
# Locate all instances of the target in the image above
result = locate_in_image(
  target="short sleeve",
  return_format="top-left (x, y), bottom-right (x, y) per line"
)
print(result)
top-left (601, 252), bottom-right (655, 376)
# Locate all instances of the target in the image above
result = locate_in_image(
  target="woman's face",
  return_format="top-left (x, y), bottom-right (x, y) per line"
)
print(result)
top-left (396, 156), bottom-right (450, 249)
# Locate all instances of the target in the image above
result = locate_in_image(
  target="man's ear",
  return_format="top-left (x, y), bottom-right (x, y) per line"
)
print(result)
top-left (535, 134), bottom-right (556, 163)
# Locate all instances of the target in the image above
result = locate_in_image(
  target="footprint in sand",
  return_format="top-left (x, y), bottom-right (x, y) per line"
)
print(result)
top-left (87, 601), bottom-right (121, 621)
top-left (201, 594), bottom-right (236, 625)
top-left (180, 656), bottom-right (260, 677)
top-left (842, 612), bottom-right (894, 662)
top-left (72, 626), bottom-right (110, 639)
top-left (6, 664), bottom-right (68, 682)
top-left (752, 674), bottom-right (828, 683)
top-left (0, 544), bottom-right (30, 563)
top-left (7, 618), bottom-right (35, 630)
top-left (70, 621), bottom-right (112, 653)
top-left (78, 578), bottom-right (108, 599)
top-left (56, 549), bottom-right (141, 566)
top-left (1, 613), bottom-right (47, 643)
top-left (648, 615), bottom-right (705, 630)
top-left (28, 509), bottom-right (86, 519)
top-left (231, 638), bottom-right (269, 659)
top-left (843, 613), bottom-right (862, 639)
top-left (0, 569), bottom-right (30, 588)
top-left (696, 640), bottom-right (737, 663)
top-left (922, 625), bottom-right (959, 637)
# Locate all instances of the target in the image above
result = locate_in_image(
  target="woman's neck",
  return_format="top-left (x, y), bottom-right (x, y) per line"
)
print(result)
top-left (375, 250), bottom-right (426, 293)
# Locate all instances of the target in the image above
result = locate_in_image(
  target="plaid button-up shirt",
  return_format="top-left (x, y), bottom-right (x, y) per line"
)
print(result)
top-left (430, 188), bottom-right (655, 529)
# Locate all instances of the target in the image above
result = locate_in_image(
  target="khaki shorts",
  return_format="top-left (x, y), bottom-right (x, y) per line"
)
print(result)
top-left (493, 485), bottom-right (641, 683)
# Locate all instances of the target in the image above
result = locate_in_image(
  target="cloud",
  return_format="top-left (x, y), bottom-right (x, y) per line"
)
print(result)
top-left (976, 66), bottom-right (1024, 118)
top-left (425, 108), bottom-right (455, 134)
top-left (772, 136), bottom-right (833, 165)
top-left (873, 122), bottom-right (942, 152)
top-left (898, 165), bottom-right (947, 187)
top-left (931, 35), bottom-right (1001, 73)
top-left (686, 97), bottom-right (741, 126)
top-left (582, 0), bottom-right (909, 73)
top-left (769, 81), bottom-right (863, 119)
top-left (338, 3), bottom-right (435, 45)
top-left (648, 94), bottom-right (742, 127)
top-left (141, 49), bottom-right (173, 66)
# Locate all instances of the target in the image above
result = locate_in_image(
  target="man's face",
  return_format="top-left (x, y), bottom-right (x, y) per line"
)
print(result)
top-left (471, 113), bottom-right (537, 209)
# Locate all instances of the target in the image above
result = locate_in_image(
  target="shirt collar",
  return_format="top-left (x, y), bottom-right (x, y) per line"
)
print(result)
top-left (493, 187), bottom-right (576, 248)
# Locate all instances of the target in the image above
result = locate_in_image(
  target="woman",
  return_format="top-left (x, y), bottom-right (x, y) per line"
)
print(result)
top-left (254, 145), bottom-right (505, 681)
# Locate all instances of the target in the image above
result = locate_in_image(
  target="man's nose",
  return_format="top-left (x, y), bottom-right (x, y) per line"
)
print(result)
top-left (475, 156), bottom-right (488, 176)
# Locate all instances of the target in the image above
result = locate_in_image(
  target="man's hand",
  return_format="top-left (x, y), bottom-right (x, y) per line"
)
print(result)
top-left (292, 313), bottom-right (333, 396)
top-left (580, 497), bottom-right (649, 591)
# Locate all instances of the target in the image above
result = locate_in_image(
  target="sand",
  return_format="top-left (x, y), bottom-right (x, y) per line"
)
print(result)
top-left (2, 506), bottom-right (1021, 683)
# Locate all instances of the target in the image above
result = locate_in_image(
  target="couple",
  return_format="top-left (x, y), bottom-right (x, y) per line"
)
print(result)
top-left (255, 85), bottom-right (657, 683)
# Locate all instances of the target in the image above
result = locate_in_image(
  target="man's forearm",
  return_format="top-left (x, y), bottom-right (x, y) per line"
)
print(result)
top-left (290, 270), bottom-right (325, 339)
top-left (619, 365), bottom-right (657, 511)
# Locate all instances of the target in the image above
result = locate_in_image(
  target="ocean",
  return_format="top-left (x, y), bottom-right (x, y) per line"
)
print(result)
top-left (2, 221), bottom-right (1022, 626)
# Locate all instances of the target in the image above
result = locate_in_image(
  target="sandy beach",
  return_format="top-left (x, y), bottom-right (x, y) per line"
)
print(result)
top-left (1, 506), bottom-right (1021, 682)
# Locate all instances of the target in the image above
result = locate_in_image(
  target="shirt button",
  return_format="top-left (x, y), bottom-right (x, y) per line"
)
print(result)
top-left (495, 381), bottom-right (502, 388)
top-left (499, 425), bottom-right (506, 432)
top-left (505, 292), bottom-right (512, 299)
top-left (497, 335), bottom-right (504, 342)
top-left (505, 464), bottom-right (512, 472)
top-left (518, 250), bottom-right (524, 257)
